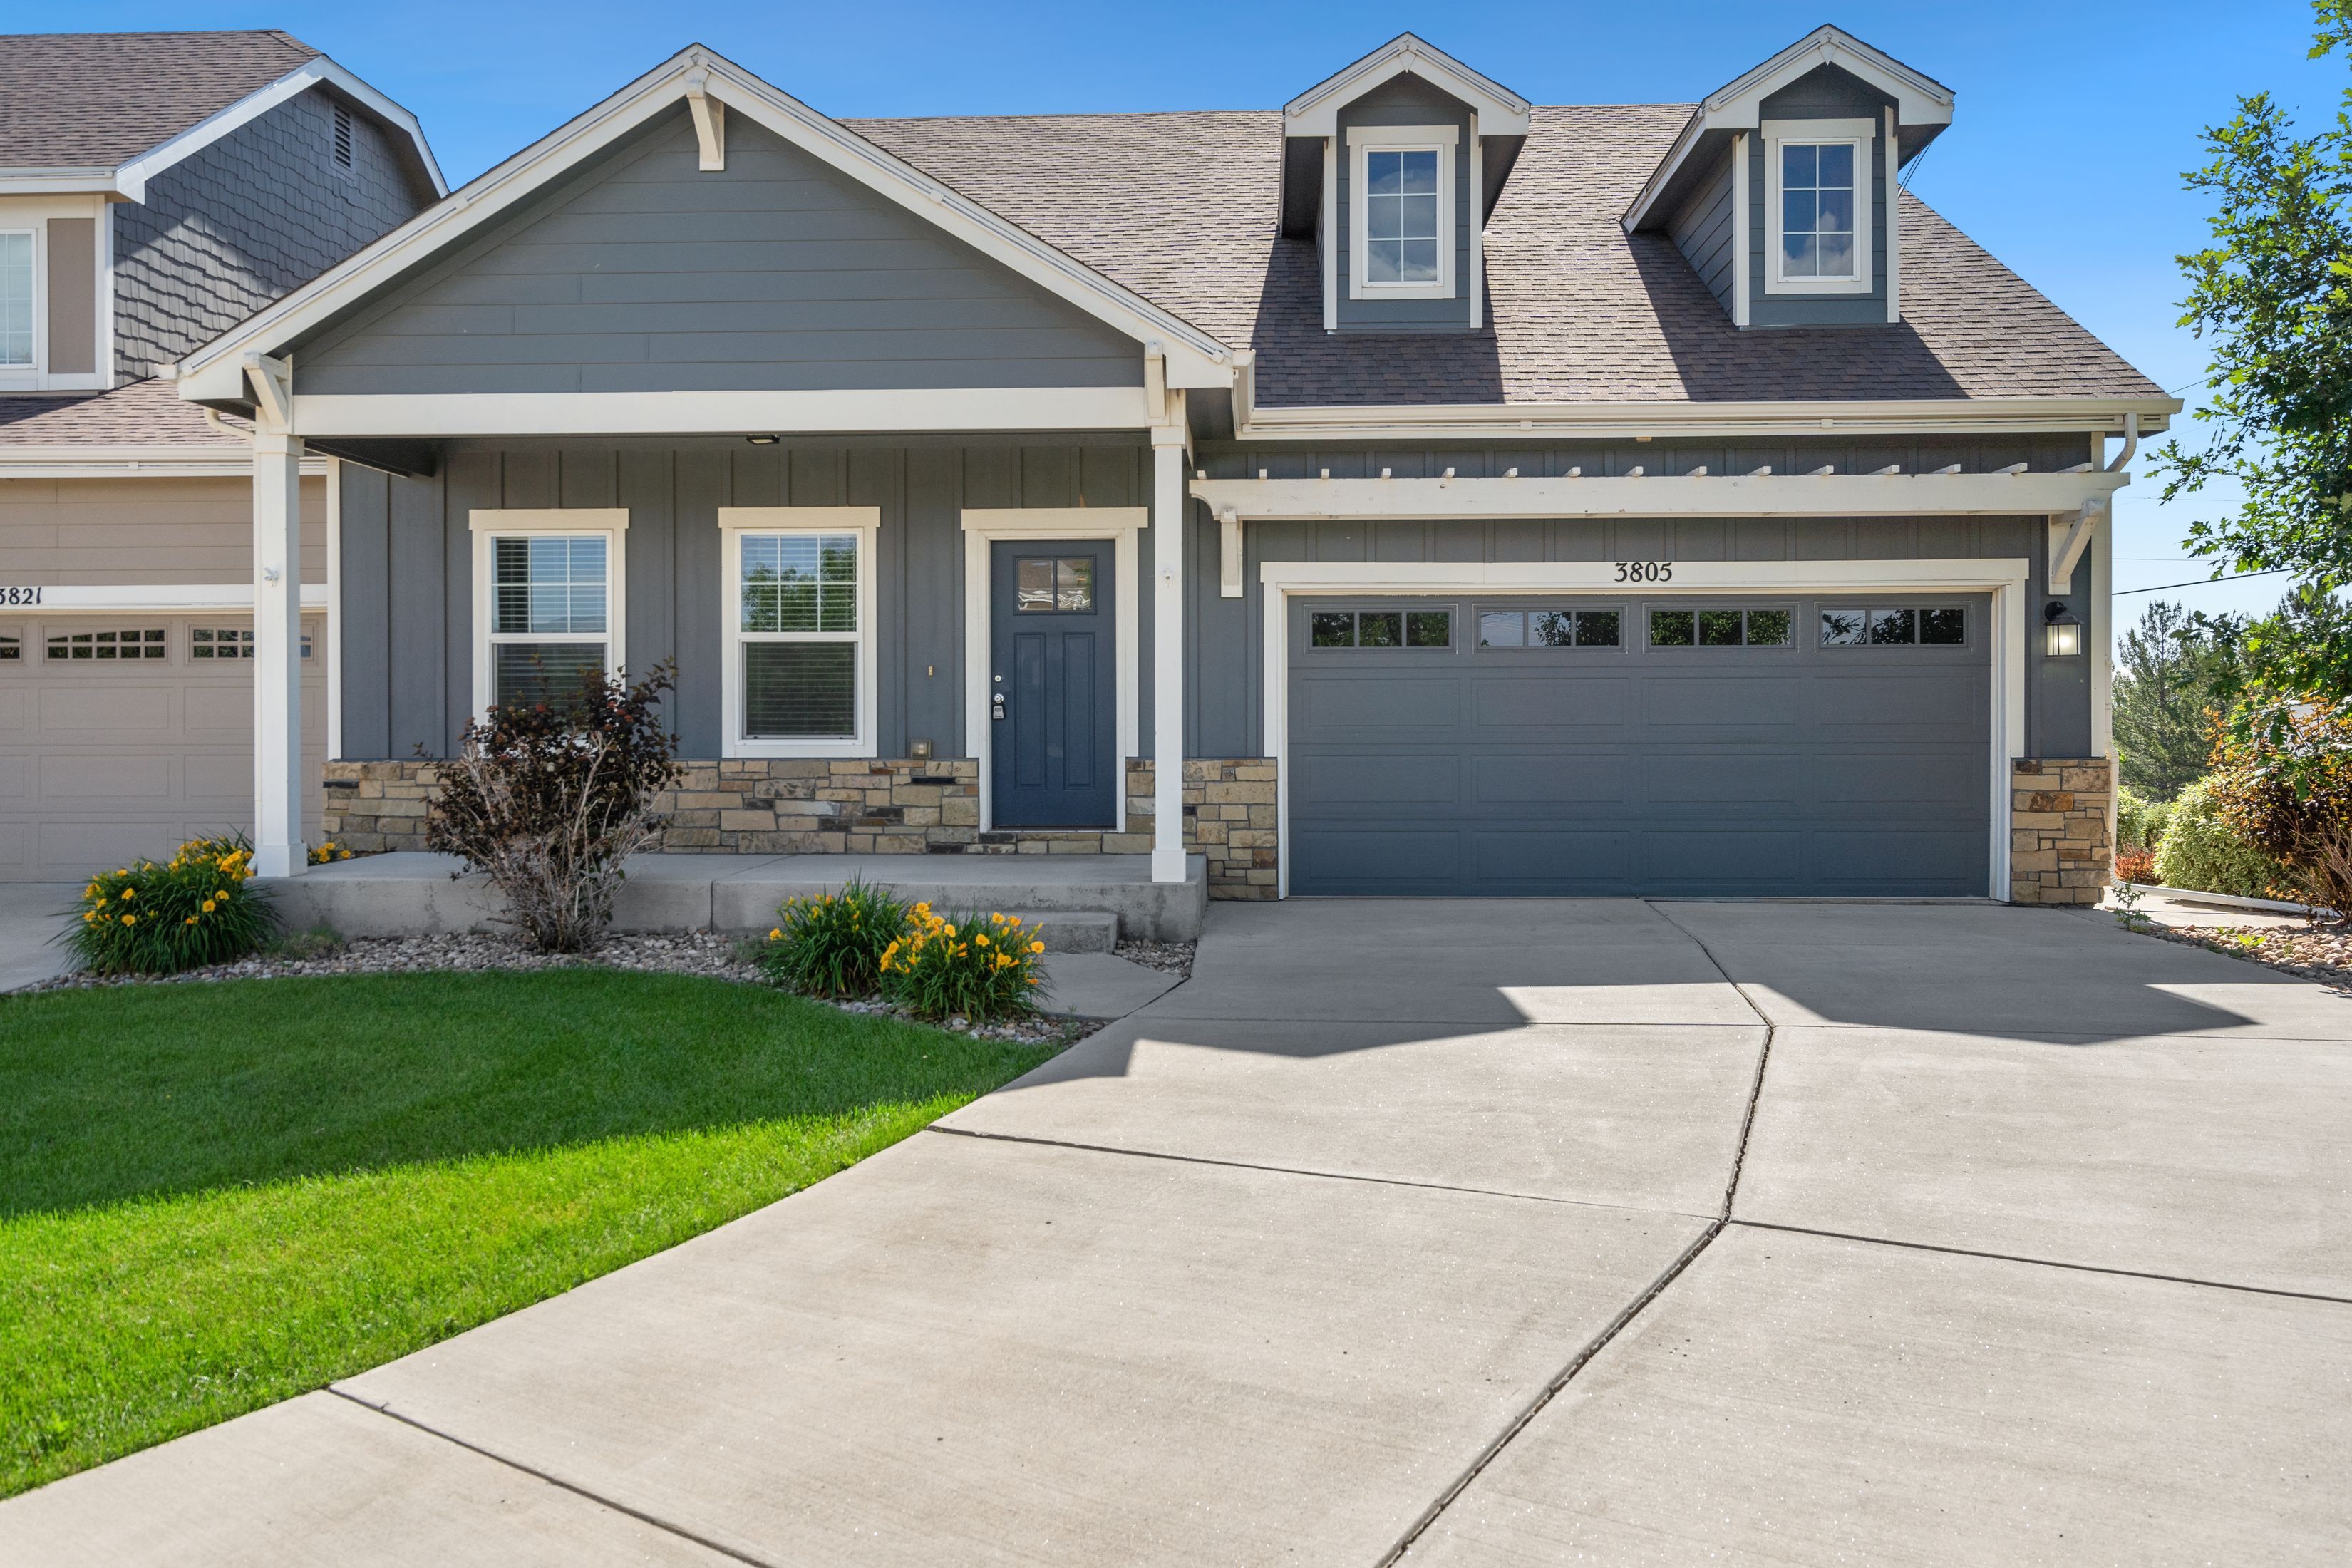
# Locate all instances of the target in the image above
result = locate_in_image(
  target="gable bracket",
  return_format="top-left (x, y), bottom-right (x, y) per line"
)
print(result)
top-left (243, 353), bottom-right (294, 431)
top-left (685, 70), bottom-right (726, 172)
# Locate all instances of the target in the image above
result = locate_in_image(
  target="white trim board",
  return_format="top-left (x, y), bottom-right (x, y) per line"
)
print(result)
top-left (281, 386), bottom-right (1157, 439)
top-left (168, 44), bottom-right (1232, 404)
top-left (1254, 555), bottom-right (2031, 902)
top-left (1229, 393), bottom-right (2181, 443)
top-left (960, 507), bottom-right (1146, 835)
top-left (716, 507), bottom-right (882, 760)
top-left (0, 583), bottom-right (331, 613)
top-left (1192, 470), bottom-right (2129, 520)
top-left (1284, 33), bottom-right (1530, 139)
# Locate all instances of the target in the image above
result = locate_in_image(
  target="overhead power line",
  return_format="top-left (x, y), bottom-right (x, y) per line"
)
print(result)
top-left (2114, 566), bottom-right (2294, 597)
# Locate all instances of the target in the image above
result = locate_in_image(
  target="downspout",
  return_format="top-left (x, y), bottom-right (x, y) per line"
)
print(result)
top-left (2105, 411), bottom-right (2137, 473)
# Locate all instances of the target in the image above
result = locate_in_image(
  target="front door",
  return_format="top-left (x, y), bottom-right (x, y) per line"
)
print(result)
top-left (991, 540), bottom-right (1115, 828)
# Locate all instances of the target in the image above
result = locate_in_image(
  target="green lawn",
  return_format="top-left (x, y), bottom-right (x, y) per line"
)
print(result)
top-left (0, 969), bottom-right (1057, 1497)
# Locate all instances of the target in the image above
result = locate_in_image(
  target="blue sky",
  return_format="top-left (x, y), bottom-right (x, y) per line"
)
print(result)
top-left (9, 0), bottom-right (2341, 642)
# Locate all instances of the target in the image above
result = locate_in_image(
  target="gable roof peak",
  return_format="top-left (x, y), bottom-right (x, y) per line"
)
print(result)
top-left (1284, 33), bottom-right (1530, 138)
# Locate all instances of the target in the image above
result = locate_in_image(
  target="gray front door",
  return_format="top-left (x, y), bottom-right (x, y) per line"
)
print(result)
top-left (1286, 594), bottom-right (1991, 897)
top-left (991, 540), bottom-right (1115, 828)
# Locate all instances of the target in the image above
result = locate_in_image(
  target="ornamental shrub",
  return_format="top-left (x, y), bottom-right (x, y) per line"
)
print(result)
top-left (425, 662), bottom-right (683, 953)
top-left (2115, 784), bottom-right (2172, 853)
top-left (2113, 846), bottom-right (2160, 885)
top-left (759, 880), bottom-right (909, 999)
top-left (62, 832), bottom-right (275, 975)
top-left (877, 904), bottom-right (1049, 1023)
top-left (2205, 693), bottom-right (2352, 915)
top-left (2152, 775), bottom-right (2304, 902)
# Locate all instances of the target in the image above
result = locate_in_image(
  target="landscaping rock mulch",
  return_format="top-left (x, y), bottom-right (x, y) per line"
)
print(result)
top-left (2127, 918), bottom-right (2352, 994)
top-left (19, 930), bottom-right (1093, 1046)
top-left (1113, 939), bottom-right (1195, 978)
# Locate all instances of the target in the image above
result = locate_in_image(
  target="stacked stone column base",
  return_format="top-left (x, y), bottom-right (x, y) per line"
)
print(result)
top-left (2009, 756), bottom-right (2113, 905)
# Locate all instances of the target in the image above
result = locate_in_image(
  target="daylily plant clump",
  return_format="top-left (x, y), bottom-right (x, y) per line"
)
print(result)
top-left (63, 834), bottom-right (275, 975)
top-left (757, 879), bottom-right (909, 999)
top-left (876, 904), bottom-right (1048, 1023)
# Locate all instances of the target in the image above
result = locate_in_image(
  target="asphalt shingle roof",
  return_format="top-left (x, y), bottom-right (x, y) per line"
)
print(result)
top-left (0, 29), bottom-right (318, 170)
top-left (847, 104), bottom-right (2162, 407)
top-left (0, 377), bottom-right (244, 446)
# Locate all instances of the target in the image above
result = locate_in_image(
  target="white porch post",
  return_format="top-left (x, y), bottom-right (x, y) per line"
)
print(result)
top-left (1150, 406), bottom-right (1188, 884)
top-left (252, 427), bottom-right (306, 877)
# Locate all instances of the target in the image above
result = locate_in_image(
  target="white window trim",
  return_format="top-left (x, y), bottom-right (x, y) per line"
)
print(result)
top-left (467, 508), bottom-right (628, 721)
top-left (1347, 123), bottom-right (1458, 302)
top-left (961, 507), bottom-right (1145, 834)
top-left (0, 225), bottom-right (41, 385)
top-left (717, 506), bottom-right (879, 759)
top-left (1256, 557), bottom-right (2029, 902)
top-left (1763, 118), bottom-right (1875, 297)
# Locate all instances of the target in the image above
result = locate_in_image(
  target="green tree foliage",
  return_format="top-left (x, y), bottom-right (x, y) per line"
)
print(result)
top-left (2151, 1), bottom-right (2352, 693)
top-left (2113, 600), bottom-right (2241, 798)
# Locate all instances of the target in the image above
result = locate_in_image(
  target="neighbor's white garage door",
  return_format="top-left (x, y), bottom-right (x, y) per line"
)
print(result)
top-left (0, 616), bottom-right (326, 881)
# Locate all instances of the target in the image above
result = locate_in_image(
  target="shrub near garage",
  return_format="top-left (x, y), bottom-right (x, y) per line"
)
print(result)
top-left (2153, 777), bottom-right (2304, 902)
top-left (877, 904), bottom-right (1048, 1023)
top-left (63, 834), bottom-right (274, 976)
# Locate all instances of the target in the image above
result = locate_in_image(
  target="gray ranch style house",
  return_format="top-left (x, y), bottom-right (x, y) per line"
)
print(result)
top-left (0, 31), bottom-right (442, 879)
top-left (170, 27), bottom-right (2171, 902)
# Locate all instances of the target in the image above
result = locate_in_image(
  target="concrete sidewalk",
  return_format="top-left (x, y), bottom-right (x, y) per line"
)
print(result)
top-left (8, 898), bottom-right (2349, 1564)
top-left (0, 882), bottom-right (78, 991)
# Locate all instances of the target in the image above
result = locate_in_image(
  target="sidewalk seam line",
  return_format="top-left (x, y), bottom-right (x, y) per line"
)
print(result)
top-left (324, 1387), bottom-right (782, 1568)
top-left (923, 1125), bottom-right (1713, 1220)
top-left (1726, 1219), bottom-right (2352, 1306)
top-left (1372, 1219), bottom-right (1724, 1566)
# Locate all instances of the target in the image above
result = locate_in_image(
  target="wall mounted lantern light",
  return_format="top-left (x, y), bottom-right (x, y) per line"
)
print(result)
top-left (2043, 600), bottom-right (2083, 657)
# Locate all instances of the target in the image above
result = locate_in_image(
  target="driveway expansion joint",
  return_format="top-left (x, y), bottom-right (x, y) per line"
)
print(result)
top-left (1724, 1219), bottom-right (2352, 1307)
top-left (324, 1386), bottom-right (781, 1568)
top-left (923, 1124), bottom-right (1716, 1219)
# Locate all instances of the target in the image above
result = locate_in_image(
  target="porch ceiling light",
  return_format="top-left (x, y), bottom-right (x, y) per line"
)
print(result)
top-left (746, 433), bottom-right (780, 445)
top-left (2043, 599), bottom-right (2082, 657)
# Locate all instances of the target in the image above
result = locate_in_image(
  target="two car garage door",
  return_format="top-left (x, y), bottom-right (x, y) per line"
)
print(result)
top-left (0, 617), bottom-right (326, 881)
top-left (1287, 594), bottom-right (1991, 897)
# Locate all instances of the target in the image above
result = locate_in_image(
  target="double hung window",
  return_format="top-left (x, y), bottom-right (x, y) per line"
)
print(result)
top-left (720, 507), bottom-right (878, 757)
top-left (469, 510), bottom-right (626, 716)
top-left (1764, 120), bottom-right (1874, 294)
top-left (1349, 125), bottom-right (1456, 300)
top-left (0, 232), bottom-right (31, 367)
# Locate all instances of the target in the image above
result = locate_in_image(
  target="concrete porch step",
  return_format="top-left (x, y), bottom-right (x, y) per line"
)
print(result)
top-left (262, 852), bottom-right (1207, 943)
top-left (1001, 911), bottom-right (1118, 954)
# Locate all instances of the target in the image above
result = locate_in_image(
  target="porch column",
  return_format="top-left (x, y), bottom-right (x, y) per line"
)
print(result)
top-left (252, 428), bottom-right (305, 878)
top-left (1150, 418), bottom-right (1187, 883)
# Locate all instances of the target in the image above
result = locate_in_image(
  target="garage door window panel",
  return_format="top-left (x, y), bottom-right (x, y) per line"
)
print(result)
top-left (0, 631), bottom-right (16, 661)
top-left (1821, 606), bottom-right (1969, 648)
top-left (47, 628), bottom-right (165, 661)
top-left (1478, 608), bottom-right (1623, 649)
top-left (1312, 609), bottom-right (1452, 650)
top-left (1650, 608), bottom-right (1793, 649)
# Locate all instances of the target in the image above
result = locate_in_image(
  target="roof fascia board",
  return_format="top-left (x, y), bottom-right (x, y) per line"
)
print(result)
top-left (1234, 396), bottom-right (2182, 442)
top-left (114, 58), bottom-right (448, 204)
top-left (1285, 33), bottom-right (1530, 138)
top-left (0, 448), bottom-right (329, 476)
top-left (170, 46), bottom-right (1230, 404)
top-left (1624, 26), bottom-right (1954, 230)
top-left (284, 386), bottom-right (1154, 438)
top-left (0, 167), bottom-right (122, 195)
top-left (1194, 470), bottom-right (2128, 521)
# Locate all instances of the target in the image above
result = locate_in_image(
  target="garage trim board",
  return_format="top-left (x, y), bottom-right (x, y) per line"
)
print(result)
top-left (1259, 557), bottom-right (2032, 899)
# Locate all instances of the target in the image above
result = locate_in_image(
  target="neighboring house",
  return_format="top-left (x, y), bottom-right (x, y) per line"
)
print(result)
top-left (177, 27), bottom-right (2169, 902)
top-left (0, 30), bottom-right (440, 879)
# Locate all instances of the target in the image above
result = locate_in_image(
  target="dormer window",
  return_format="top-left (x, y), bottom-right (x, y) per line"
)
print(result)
top-left (0, 233), bottom-right (31, 366)
top-left (1348, 125), bottom-right (1457, 301)
top-left (1763, 119), bottom-right (1874, 296)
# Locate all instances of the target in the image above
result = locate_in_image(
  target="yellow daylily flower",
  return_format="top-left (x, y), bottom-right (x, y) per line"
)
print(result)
top-left (184, 916), bottom-right (198, 926)
top-left (120, 913), bottom-right (136, 926)
top-left (120, 887), bottom-right (135, 901)
top-left (1028, 940), bottom-right (1045, 954)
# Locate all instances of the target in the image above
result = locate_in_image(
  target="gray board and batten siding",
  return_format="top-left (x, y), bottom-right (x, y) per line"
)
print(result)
top-left (1285, 592), bottom-right (1991, 897)
top-left (115, 86), bottom-right (428, 386)
top-left (1330, 73), bottom-right (1476, 333)
top-left (1668, 153), bottom-right (1737, 321)
top-left (293, 107), bottom-right (1147, 396)
top-left (339, 430), bottom-right (2097, 770)
top-left (335, 438), bottom-right (1160, 763)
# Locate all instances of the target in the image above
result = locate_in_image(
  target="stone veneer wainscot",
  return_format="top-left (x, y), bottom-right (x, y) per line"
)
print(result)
top-left (2008, 756), bottom-right (2114, 906)
top-left (321, 757), bottom-right (1278, 900)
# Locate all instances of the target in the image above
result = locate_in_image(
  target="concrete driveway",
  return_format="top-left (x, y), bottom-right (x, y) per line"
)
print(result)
top-left (0, 882), bottom-right (78, 991)
top-left (8, 900), bottom-right (2350, 1564)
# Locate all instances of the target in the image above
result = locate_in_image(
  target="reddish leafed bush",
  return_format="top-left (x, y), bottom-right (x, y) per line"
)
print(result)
top-left (2113, 847), bottom-right (2160, 886)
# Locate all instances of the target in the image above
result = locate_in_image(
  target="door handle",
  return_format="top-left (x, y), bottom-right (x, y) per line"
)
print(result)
top-left (991, 693), bottom-right (1006, 720)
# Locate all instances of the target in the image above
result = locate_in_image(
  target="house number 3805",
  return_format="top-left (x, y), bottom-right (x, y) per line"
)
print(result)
top-left (1614, 561), bottom-right (1673, 582)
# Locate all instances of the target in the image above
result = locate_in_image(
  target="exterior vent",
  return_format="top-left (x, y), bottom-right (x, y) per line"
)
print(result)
top-left (332, 103), bottom-right (354, 172)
